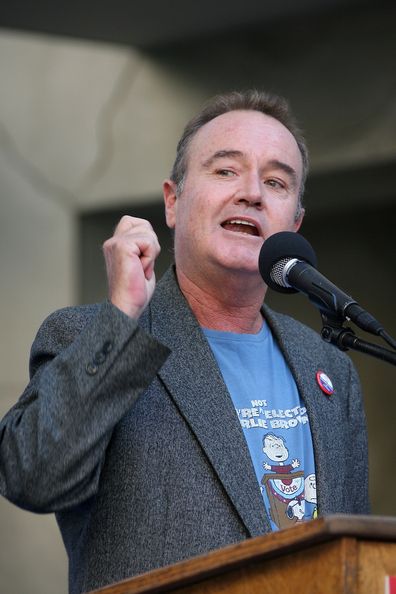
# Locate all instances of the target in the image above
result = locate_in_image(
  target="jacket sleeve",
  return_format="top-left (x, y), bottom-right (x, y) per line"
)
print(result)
top-left (0, 301), bottom-right (170, 513)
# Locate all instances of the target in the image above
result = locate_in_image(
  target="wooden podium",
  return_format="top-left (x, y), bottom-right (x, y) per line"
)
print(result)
top-left (88, 515), bottom-right (396, 594)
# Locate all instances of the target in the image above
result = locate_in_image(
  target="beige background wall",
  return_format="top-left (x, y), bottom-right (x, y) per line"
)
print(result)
top-left (0, 3), bottom-right (395, 592)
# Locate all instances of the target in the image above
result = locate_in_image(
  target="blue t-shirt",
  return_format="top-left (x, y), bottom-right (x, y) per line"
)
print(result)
top-left (203, 322), bottom-right (317, 531)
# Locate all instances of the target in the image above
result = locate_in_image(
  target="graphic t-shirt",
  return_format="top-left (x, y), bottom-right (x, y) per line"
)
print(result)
top-left (203, 322), bottom-right (317, 531)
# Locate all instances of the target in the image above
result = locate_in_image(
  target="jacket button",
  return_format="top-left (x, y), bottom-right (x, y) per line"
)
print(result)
top-left (86, 362), bottom-right (98, 375)
top-left (102, 341), bottom-right (113, 354)
top-left (94, 351), bottom-right (106, 365)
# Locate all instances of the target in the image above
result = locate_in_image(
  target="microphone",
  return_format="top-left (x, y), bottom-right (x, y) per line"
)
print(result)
top-left (258, 231), bottom-right (384, 336)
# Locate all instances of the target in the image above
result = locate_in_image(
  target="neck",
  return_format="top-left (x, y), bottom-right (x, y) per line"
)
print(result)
top-left (176, 267), bottom-right (267, 333)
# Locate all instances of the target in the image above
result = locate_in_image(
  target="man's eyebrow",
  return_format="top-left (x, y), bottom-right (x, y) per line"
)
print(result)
top-left (202, 149), bottom-right (245, 168)
top-left (267, 159), bottom-right (298, 184)
top-left (201, 153), bottom-right (299, 185)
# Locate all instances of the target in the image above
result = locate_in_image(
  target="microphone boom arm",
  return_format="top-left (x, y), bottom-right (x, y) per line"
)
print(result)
top-left (320, 313), bottom-right (396, 366)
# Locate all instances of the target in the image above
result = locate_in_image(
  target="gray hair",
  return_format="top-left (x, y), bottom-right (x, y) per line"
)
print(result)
top-left (170, 89), bottom-right (308, 219)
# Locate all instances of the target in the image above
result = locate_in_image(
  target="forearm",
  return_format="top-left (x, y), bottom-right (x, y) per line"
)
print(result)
top-left (0, 301), bottom-right (169, 512)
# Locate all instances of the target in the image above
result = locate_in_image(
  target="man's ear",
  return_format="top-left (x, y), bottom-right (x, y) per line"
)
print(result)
top-left (163, 179), bottom-right (178, 229)
top-left (293, 207), bottom-right (305, 232)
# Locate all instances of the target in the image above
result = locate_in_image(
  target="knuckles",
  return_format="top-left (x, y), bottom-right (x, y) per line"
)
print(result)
top-left (102, 217), bottom-right (161, 262)
top-left (117, 215), bottom-right (154, 233)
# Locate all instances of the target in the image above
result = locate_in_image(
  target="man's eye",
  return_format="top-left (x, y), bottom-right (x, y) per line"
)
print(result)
top-left (265, 179), bottom-right (285, 189)
top-left (216, 169), bottom-right (235, 177)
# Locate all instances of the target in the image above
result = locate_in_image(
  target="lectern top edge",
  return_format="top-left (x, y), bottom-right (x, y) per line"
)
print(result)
top-left (87, 515), bottom-right (396, 594)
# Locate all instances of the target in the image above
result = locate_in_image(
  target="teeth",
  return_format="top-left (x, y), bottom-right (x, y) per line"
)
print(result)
top-left (228, 219), bottom-right (256, 227)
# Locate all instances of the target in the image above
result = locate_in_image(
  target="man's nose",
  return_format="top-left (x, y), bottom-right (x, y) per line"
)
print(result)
top-left (234, 172), bottom-right (264, 207)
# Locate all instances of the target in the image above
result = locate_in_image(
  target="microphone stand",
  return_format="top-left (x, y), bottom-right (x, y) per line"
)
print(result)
top-left (320, 313), bottom-right (396, 367)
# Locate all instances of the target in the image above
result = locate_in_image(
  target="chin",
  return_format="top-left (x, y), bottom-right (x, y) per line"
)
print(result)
top-left (223, 258), bottom-right (260, 276)
top-left (223, 248), bottom-right (261, 272)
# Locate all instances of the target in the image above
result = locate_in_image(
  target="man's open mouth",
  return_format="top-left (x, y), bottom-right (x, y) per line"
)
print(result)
top-left (221, 219), bottom-right (260, 237)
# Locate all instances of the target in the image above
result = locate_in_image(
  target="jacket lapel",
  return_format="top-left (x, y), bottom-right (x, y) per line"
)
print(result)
top-left (149, 268), bottom-right (270, 537)
top-left (263, 305), bottom-right (347, 515)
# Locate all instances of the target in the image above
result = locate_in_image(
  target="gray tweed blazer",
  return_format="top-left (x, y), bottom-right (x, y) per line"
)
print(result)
top-left (0, 267), bottom-right (369, 594)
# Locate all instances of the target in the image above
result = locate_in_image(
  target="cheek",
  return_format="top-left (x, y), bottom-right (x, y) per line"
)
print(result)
top-left (177, 195), bottom-right (211, 228)
top-left (174, 202), bottom-right (202, 249)
top-left (273, 204), bottom-right (301, 229)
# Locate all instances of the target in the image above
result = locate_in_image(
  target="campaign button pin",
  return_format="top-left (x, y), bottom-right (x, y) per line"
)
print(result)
top-left (316, 371), bottom-right (334, 395)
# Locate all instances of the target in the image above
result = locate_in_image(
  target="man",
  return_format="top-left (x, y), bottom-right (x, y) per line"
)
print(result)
top-left (0, 90), bottom-right (369, 594)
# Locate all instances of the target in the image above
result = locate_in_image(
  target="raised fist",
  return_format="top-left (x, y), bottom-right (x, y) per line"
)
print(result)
top-left (103, 216), bottom-right (161, 319)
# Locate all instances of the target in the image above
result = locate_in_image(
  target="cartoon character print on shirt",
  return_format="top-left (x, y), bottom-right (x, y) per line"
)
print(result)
top-left (261, 433), bottom-right (305, 530)
top-left (305, 473), bottom-right (318, 519)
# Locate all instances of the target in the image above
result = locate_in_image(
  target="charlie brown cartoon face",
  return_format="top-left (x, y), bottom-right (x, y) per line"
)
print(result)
top-left (263, 434), bottom-right (289, 462)
top-left (305, 473), bottom-right (317, 504)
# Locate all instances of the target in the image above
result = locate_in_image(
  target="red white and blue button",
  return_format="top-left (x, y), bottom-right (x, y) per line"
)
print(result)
top-left (316, 371), bottom-right (334, 395)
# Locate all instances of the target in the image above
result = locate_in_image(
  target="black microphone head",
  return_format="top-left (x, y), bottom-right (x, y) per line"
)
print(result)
top-left (259, 231), bottom-right (317, 294)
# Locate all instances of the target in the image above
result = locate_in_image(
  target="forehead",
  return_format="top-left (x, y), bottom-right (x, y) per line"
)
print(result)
top-left (265, 435), bottom-right (283, 445)
top-left (188, 109), bottom-right (302, 173)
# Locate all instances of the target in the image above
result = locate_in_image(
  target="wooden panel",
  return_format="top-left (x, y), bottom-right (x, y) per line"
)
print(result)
top-left (170, 538), bottom-right (359, 594)
top-left (357, 542), bottom-right (396, 594)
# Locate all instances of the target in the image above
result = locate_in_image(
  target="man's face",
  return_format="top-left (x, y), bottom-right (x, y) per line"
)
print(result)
top-left (263, 435), bottom-right (289, 462)
top-left (164, 109), bottom-right (304, 282)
